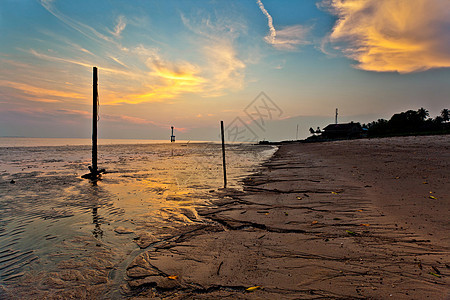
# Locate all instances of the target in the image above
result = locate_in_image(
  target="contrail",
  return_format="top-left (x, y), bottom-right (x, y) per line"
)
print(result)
top-left (257, 0), bottom-right (276, 44)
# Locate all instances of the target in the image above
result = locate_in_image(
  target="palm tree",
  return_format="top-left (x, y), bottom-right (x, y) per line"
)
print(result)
top-left (417, 107), bottom-right (429, 121)
top-left (441, 108), bottom-right (449, 122)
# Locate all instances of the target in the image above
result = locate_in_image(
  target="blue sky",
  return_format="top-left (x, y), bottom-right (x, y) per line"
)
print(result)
top-left (1, 0), bottom-right (449, 141)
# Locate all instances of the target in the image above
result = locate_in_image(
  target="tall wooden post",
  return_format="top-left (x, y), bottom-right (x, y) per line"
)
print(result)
top-left (221, 121), bottom-right (227, 188)
top-left (82, 66), bottom-right (105, 179)
top-left (92, 67), bottom-right (98, 173)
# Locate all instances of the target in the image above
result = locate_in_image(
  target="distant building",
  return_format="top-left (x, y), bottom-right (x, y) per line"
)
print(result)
top-left (321, 122), bottom-right (363, 139)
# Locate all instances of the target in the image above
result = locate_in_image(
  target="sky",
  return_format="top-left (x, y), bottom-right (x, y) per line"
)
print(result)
top-left (0, 0), bottom-right (449, 141)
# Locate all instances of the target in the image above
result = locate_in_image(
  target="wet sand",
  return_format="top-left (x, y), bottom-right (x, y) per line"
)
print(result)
top-left (126, 136), bottom-right (449, 299)
top-left (0, 143), bottom-right (275, 299)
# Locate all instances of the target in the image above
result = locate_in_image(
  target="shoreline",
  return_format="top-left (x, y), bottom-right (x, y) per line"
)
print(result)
top-left (260, 131), bottom-right (450, 145)
top-left (125, 135), bottom-right (449, 299)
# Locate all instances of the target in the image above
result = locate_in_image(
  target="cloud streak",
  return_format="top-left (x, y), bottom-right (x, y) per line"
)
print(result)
top-left (0, 80), bottom-right (83, 102)
top-left (323, 0), bottom-right (450, 73)
top-left (180, 14), bottom-right (247, 96)
top-left (40, 0), bottom-right (114, 44)
top-left (109, 16), bottom-right (127, 38)
top-left (257, 0), bottom-right (310, 50)
top-left (257, 0), bottom-right (276, 44)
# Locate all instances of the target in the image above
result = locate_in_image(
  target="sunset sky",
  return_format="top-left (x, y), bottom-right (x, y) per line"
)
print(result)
top-left (1, 0), bottom-right (449, 141)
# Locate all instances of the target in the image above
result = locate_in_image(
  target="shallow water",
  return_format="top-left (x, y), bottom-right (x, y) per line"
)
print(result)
top-left (0, 142), bottom-right (275, 298)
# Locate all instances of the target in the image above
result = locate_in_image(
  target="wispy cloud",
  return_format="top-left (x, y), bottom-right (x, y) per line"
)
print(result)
top-left (57, 108), bottom-right (90, 117)
top-left (109, 15), bottom-right (127, 38)
top-left (40, 0), bottom-right (113, 44)
top-left (29, 49), bottom-right (92, 69)
top-left (203, 41), bottom-right (246, 94)
top-left (28, 49), bottom-right (131, 76)
top-left (67, 41), bottom-right (94, 56)
top-left (0, 80), bottom-right (83, 102)
top-left (108, 55), bottom-right (128, 68)
top-left (322, 0), bottom-right (450, 73)
top-left (2, 1), bottom-right (257, 113)
top-left (181, 14), bottom-right (247, 96)
top-left (257, 0), bottom-right (310, 50)
top-left (102, 113), bottom-right (158, 125)
top-left (0, 106), bottom-right (164, 131)
top-left (270, 25), bottom-right (310, 50)
top-left (36, 30), bottom-right (95, 57)
top-left (32, 2), bottom-right (250, 105)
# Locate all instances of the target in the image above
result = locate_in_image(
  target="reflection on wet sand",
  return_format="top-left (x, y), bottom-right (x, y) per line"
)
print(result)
top-left (91, 183), bottom-right (104, 240)
top-left (0, 143), bottom-right (275, 298)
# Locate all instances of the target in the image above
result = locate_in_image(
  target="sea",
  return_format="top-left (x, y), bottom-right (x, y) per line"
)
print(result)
top-left (0, 138), bottom-right (276, 298)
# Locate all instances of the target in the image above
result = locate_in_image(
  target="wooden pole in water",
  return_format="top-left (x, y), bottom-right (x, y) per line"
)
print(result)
top-left (82, 66), bottom-right (105, 179)
top-left (220, 121), bottom-right (227, 188)
top-left (92, 67), bottom-right (98, 174)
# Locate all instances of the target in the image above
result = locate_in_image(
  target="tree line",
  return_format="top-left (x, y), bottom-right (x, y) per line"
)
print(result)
top-left (363, 108), bottom-right (449, 137)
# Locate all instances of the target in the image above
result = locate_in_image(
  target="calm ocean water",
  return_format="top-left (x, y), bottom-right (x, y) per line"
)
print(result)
top-left (0, 139), bottom-right (276, 297)
top-left (0, 137), bottom-right (192, 147)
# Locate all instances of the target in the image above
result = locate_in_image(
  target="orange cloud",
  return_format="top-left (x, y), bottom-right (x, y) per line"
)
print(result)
top-left (0, 80), bottom-right (84, 102)
top-left (323, 0), bottom-right (450, 73)
top-left (14, 4), bottom-right (249, 108)
top-left (180, 14), bottom-right (247, 95)
top-left (100, 50), bottom-right (207, 105)
top-left (111, 39), bottom-right (246, 104)
top-left (146, 54), bottom-right (204, 84)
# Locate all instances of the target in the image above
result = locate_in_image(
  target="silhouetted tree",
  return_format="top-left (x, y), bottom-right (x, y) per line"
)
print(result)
top-left (441, 108), bottom-right (449, 122)
top-left (309, 107), bottom-right (448, 140)
top-left (417, 107), bottom-right (429, 121)
top-left (389, 110), bottom-right (422, 132)
top-left (367, 119), bottom-right (388, 136)
top-left (434, 116), bottom-right (444, 124)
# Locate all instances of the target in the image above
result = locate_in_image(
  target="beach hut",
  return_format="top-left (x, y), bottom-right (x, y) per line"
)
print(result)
top-left (321, 122), bottom-right (362, 139)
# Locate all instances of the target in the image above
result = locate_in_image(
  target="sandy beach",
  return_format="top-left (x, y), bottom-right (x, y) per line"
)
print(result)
top-left (1, 136), bottom-right (449, 299)
top-left (125, 135), bottom-right (449, 299)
